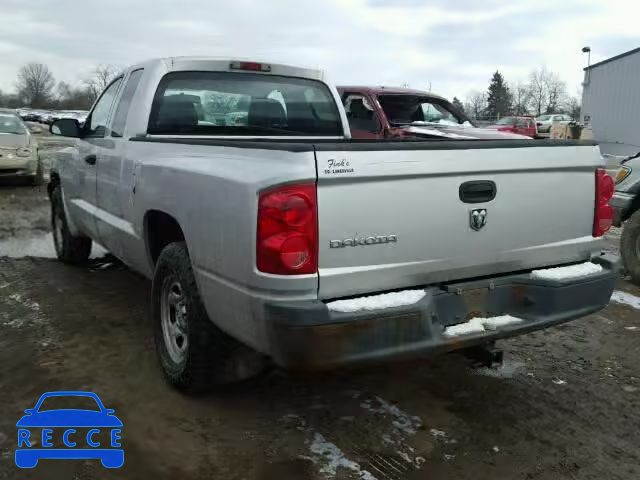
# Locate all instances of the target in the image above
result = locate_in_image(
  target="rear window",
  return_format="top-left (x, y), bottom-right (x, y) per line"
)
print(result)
top-left (148, 72), bottom-right (342, 136)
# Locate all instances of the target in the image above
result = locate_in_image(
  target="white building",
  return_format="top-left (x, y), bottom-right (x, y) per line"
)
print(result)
top-left (581, 47), bottom-right (640, 156)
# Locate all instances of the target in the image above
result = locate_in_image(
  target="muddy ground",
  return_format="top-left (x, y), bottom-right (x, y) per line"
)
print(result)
top-left (0, 145), bottom-right (639, 479)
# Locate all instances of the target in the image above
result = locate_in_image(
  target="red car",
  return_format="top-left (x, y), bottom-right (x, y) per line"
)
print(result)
top-left (489, 116), bottom-right (538, 138)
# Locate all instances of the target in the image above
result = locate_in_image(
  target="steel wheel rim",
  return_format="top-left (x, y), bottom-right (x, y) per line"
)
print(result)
top-left (160, 277), bottom-right (188, 364)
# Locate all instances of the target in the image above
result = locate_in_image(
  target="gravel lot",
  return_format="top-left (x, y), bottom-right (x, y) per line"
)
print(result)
top-left (0, 145), bottom-right (639, 479)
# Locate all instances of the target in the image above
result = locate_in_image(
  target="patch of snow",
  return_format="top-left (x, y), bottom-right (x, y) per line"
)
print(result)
top-left (360, 396), bottom-right (424, 468)
top-left (611, 290), bottom-right (640, 310)
top-left (530, 262), bottom-right (603, 281)
top-left (443, 454), bottom-right (456, 461)
top-left (429, 428), bottom-right (447, 439)
top-left (9, 294), bottom-right (40, 312)
top-left (443, 315), bottom-right (523, 338)
top-left (327, 290), bottom-right (426, 313)
top-left (474, 360), bottom-right (525, 379)
top-left (492, 446), bottom-right (500, 453)
top-left (482, 315), bottom-right (523, 331)
top-left (625, 326), bottom-right (638, 331)
top-left (396, 451), bottom-right (412, 463)
top-left (552, 378), bottom-right (567, 385)
top-left (308, 433), bottom-right (377, 480)
top-left (622, 385), bottom-right (638, 393)
top-left (370, 396), bottom-right (422, 436)
top-left (0, 233), bottom-right (107, 259)
top-left (381, 433), bottom-right (395, 445)
top-left (443, 318), bottom-right (485, 337)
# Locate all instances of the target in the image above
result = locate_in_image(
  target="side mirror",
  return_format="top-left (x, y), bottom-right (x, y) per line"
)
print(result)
top-left (50, 118), bottom-right (81, 138)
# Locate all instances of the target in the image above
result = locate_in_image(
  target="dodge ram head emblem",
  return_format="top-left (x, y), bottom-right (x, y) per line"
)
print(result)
top-left (470, 209), bottom-right (487, 231)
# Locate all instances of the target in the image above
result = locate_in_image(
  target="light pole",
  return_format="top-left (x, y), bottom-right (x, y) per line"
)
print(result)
top-left (582, 46), bottom-right (591, 86)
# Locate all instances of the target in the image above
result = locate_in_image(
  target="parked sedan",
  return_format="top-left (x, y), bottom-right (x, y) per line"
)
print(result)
top-left (0, 110), bottom-right (43, 185)
top-left (489, 116), bottom-right (537, 138)
top-left (536, 114), bottom-right (572, 136)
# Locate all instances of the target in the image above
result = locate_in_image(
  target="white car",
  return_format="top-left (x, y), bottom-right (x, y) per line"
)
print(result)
top-left (536, 114), bottom-right (572, 135)
top-left (0, 110), bottom-right (42, 185)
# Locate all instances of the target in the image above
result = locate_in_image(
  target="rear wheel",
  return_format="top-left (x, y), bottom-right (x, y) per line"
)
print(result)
top-left (151, 242), bottom-right (265, 392)
top-left (621, 209), bottom-right (640, 284)
top-left (51, 184), bottom-right (92, 264)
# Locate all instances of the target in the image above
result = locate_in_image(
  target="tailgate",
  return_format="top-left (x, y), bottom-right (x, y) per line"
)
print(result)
top-left (314, 141), bottom-right (603, 299)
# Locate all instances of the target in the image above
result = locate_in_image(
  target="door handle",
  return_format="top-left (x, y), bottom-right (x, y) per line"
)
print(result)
top-left (459, 180), bottom-right (497, 204)
top-left (84, 155), bottom-right (97, 166)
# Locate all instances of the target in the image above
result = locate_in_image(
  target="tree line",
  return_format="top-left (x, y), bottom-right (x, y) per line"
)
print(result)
top-left (453, 66), bottom-right (581, 121)
top-left (0, 62), bottom-right (120, 110)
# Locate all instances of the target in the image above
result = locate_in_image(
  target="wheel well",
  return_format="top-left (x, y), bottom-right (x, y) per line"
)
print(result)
top-left (47, 171), bottom-right (60, 198)
top-left (145, 211), bottom-right (185, 267)
top-left (623, 194), bottom-right (640, 222)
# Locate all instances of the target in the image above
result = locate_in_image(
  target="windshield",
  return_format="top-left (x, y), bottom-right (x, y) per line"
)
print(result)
top-left (37, 395), bottom-right (101, 412)
top-left (148, 72), bottom-right (342, 136)
top-left (537, 115), bottom-right (551, 121)
top-left (377, 95), bottom-right (466, 126)
top-left (0, 114), bottom-right (27, 135)
top-left (496, 117), bottom-right (518, 125)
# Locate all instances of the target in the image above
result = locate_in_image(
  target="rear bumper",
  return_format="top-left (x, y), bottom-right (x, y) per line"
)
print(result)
top-left (264, 255), bottom-right (619, 370)
top-left (611, 191), bottom-right (635, 226)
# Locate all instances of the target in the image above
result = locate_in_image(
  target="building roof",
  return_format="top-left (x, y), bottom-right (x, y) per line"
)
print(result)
top-left (584, 46), bottom-right (640, 70)
top-left (337, 85), bottom-right (447, 101)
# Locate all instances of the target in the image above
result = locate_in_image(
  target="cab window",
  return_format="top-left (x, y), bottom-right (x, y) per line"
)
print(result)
top-left (86, 77), bottom-right (123, 137)
top-left (342, 94), bottom-right (380, 133)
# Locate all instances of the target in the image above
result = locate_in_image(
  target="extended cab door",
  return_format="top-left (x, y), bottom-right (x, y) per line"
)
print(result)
top-left (94, 69), bottom-right (145, 260)
top-left (341, 93), bottom-right (384, 139)
top-left (68, 77), bottom-right (123, 240)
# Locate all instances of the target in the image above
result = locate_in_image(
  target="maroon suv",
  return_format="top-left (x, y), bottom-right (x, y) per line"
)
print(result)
top-left (337, 86), bottom-right (526, 140)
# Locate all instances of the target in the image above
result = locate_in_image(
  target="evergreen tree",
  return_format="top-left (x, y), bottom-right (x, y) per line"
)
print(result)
top-left (451, 96), bottom-right (465, 113)
top-left (486, 71), bottom-right (512, 118)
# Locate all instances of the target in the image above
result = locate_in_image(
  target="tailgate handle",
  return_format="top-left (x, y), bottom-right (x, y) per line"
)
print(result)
top-left (459, 180), bottom-right (497, 204)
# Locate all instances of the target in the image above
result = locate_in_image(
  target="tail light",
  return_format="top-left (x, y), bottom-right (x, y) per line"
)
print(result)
top-left (593, 168), bottom-right (614, 237)
top-left (257, 183), bottom-right (317, 275)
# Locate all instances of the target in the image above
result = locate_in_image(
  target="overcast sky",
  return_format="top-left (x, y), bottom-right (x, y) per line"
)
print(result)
top-left (1, 0), bottom-right (639, 102)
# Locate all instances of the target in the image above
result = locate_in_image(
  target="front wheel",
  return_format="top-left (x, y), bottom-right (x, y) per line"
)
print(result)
top-left (621, 209), bottom-right (640, 284)
top-left (151, 242), bottom-right (265, 392)
top-left (30, 160), bottom-right (44, 186)
top-left (50, 184), bottom-right (92, 264)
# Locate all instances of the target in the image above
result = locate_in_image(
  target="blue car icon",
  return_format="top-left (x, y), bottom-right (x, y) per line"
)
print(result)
top-left (16, 391), bottom-right (123, 468)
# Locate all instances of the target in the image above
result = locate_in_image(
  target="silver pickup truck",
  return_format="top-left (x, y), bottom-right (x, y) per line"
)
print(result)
top-left (48, 57), bottom-right (618, 391)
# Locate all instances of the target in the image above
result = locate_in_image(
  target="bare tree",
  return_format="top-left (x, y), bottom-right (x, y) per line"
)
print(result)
top-left (56, 81), bottom-right (93, 110)
top-left (84, 65), bottom-right (119, 104)
top-left (510, 82), bottom-right (530, 116)
top-left (15, 63), bottom-right (55, 108)
top-left (526, 66), bottom-right (568, 116)
top-left (463, 90), bottom-right (487, 120)
top-left (527, 67), bottom-right (547, 117)
top-left (563, 96), bottom-right (581, 120)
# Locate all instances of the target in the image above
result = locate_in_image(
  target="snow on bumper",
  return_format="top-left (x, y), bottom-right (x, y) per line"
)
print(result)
top-left (530, 262), bottom-right (603, 281)
top-left (265, 256), bottom-right (619, 369)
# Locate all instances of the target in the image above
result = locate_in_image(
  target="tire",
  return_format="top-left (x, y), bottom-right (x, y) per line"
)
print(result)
top-left (50, 184), bottom-right (92, 264)
top-left (30, 160), bottom-right (44, 186)
top-left (621, 209), bottom-right (640, 284)
top-left (151, 242), bottom-right (265, 392)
